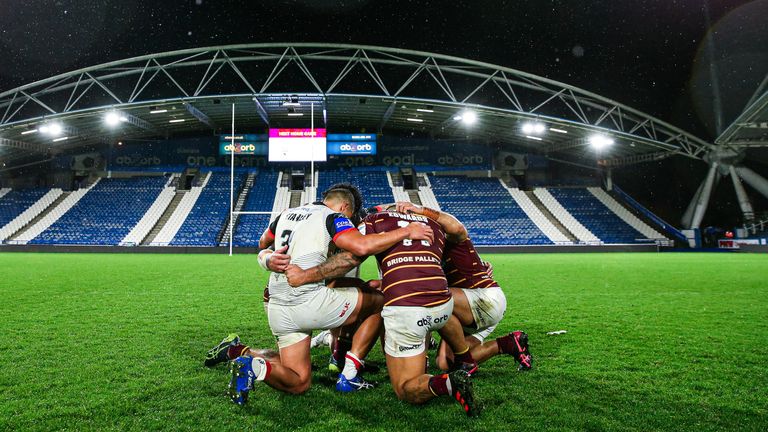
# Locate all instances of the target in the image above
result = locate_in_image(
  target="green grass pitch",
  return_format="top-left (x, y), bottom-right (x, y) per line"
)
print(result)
top-left (1, 252), bottom-right (766, 431)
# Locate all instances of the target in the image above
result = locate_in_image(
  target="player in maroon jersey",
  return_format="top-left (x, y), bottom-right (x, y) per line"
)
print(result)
top-left (359, 209), bottom-right (480, 415)
top-left (395, 202), bottom-right (532, 373)
top-left (284, 208), bottom-right (481, 416)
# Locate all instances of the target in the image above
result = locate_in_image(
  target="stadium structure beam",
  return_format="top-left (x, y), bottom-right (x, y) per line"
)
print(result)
top-left (0, 137), bottom-right (49, 155)
top-left (251, 97), bottom-right (270, 126)
top-left (734, 166), bottom-right (768, 202)
top-left (184, 102), bottom-right (216, 130)
top-left (690, 163), bottom-right (719, 229)
top-left (0, 43), bottom-right (721, 164)
top-left (729, 165), bottom-right (755, 223)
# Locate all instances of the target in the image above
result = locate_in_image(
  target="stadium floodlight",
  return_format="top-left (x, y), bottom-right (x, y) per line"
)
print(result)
top-left (460, 110), bottom-right (477, 125)
top-left (169, 119), bottom-right (186, 123)
top-left (550, 127), bottom-right (568, 134)
top-left (522, 122), bottom-right (546, 135)
top-left (21, 128), bottom-right (38, 135)
top-left (149, 109), bottom-right (167, 114)
top-left (525, 135), bottom-right (543, 141)
top-left (39, 123), bottom-right (63, 136)
top-left (406, 118), bottom-right (424, 122)
top-left (52, 136), bottom-right (69, 142)
top-left (104, 111), bottom-right (121, 127)
top-left (287, 112), bottom-right (304, 116)
top-left (416, 108), bottom-right (434, 113)
top-left (452, 115), bottom-right (463, 121)
top-left (589, 134), bottom-right (614, 150)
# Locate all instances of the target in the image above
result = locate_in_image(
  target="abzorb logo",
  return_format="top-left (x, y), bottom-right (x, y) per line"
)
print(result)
top-left (337, 143), bottom-right (374, 155)
top-left (334, 217), bottom-right (354, 231)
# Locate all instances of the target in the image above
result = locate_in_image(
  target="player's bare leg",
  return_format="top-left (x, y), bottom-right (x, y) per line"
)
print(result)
top-left (448, 288), bottom-right (475, 326)
top-left (436, 314), bottom-right (478, 373)
top-left (228, 337), bottom-right (312, 404)
top-left (261, 338), bottom-right (313, 394)
top-left (386, 352), bottom-right (479, 416)
top-left (337, 289), bottom-right (384, 391)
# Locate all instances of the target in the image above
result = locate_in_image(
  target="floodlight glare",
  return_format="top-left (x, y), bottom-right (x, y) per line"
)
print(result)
top-left (522, 122), bottom-right (546, 135)
top-left (40, 123), bottom-right (63, 136)
top-left (461, 110), bottom-right (477, 125)
top-left (589, 134), bottom-right (614, 150)
top-left (104, 112), bottom-right (121, 127)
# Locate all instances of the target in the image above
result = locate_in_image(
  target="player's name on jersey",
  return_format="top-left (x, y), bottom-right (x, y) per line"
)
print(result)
top-left (385, 254), bottom-right (440, 267)
top-left (387, 212), bottom-right (428, 222)
top-left (285, 212), bottom-right (311, 222)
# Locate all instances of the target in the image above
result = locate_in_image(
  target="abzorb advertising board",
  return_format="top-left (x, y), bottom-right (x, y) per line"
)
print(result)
top-left (268, 128), bottom-right (327, 162)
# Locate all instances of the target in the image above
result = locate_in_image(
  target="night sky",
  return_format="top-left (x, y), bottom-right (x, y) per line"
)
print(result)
top-left (1, 0), bottom-right (766, 225)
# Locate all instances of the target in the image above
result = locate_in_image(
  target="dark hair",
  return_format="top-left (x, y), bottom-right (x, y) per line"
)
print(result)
top-left (322, 182), bottom-right (364, 224)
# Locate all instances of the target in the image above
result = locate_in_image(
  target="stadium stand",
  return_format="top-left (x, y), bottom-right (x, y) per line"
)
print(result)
top-left (417, 174), bottom-right (441, 210)
top-left (120, 176), bottom-right (177, 246)
top-left (29, 177), bottom-right (166, 245)
top-left (546, 187), bottom-right (650, 244)
top-left (317, 169), bottom-right (395, 209)
top-left (533, 187), bottom-right (601, 244)
top-left (13, 181), bottom-right (98, 244)
top-left (270, 172), bottom-right (291, 223)
top-left (429, 175), bottom-right (551, 245)
top-left (232, 171), bottom-right (279, 247)
top-left (506, 187), bottom-right (572, 244)
top-left (0, 188), bottom-right (59, 242)
top-left (587, 187), bottom-right (667, 243)
top-left (170, 171), bottom-right (246, 246)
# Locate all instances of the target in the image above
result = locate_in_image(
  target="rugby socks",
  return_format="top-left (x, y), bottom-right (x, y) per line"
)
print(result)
top-left (496, 333), bottom-right (522, 355)
top-left (251, 357), bottom-right (272, 381)
top-left (227, 344), bottom-right (250, 360)
top-left (428, 374), bottom-right (453, 396)
top-left (341, 352), bottom-right (363, 380)
top-left (453, 346), bottom-right (476, 366)
top-left (332, 337), bottom-right (352, 366)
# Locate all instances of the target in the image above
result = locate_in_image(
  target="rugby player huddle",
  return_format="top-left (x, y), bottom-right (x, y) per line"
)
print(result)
top-left (204, 183), bottom-right (532, 417)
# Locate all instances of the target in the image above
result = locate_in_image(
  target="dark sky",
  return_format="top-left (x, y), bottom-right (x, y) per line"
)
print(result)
top-left (0, 0), bottom-right (766, 141)
top-left (0, 0), bottom-right (766, 226)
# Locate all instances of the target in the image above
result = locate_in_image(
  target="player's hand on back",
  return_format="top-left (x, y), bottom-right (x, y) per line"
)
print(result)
top-left (268, 245), bottom-right (291, 272)
top-left (406, 222), bottom-right (434, 243)
top-left (396, 201), bottom-right (421, 214)
top-left (365, 279), bottom-right (382, 291)
top-left (483, 260), bottom-right (494, 278)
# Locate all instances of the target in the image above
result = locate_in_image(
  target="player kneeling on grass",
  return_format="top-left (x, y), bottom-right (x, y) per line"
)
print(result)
top-left (220, 186), bottom-right (434, 404)
top-left (286, 207), bottom-right (481, 416)
top-left (394, 202), bottom-right (533, 374)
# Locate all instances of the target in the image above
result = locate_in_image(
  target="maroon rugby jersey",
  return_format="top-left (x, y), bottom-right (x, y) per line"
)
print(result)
top-left (362, 211), bottom-right (450, 307)
top-left (443, 238), bottom-right (499, 289)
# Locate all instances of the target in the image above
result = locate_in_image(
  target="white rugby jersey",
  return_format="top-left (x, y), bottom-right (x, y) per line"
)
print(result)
top-left (266, 202), bottom-right (356, 307)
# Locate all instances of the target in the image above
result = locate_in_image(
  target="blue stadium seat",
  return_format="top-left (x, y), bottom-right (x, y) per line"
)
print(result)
top-left (317, 169), bottom-right (394, 209)
top-left (0, 188), bottom-right (49, 228)
top-left (548, 188), bottom-right (646, 243)
top-left (30, 177), bottom-right (165, 245)
top-left (429, 175), bottom-right (552, 246)
top-left (232, 171), bottom-right (279, 247)
top-left (170, 172), bottom-right (247, 246)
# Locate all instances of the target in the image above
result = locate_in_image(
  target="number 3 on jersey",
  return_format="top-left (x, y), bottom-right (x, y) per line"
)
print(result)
top-left (279, 229), bottom-right (293, 250)
top-left (397, 221), bottom-right (430, 246)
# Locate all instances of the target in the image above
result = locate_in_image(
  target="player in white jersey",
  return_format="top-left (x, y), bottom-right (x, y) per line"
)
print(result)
top-left (227, 186), bottom-right (433, 403)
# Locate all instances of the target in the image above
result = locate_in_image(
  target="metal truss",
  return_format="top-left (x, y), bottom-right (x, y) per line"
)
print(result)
top-left (0, 43), bottom-right (714, 164)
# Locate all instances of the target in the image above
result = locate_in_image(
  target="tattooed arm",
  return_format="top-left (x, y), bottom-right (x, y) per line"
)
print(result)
top-left (284, 251), bottom-right (365, 287)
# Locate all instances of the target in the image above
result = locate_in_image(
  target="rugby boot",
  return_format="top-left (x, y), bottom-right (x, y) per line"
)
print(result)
top-left (335, 374), bottom-right (376, 392)
top-left (497, 331), bottom-right (533, 371)
top-left (204, 333), bottom-right (239, 367)
top-left (448, 370), bottom-right (481, 417)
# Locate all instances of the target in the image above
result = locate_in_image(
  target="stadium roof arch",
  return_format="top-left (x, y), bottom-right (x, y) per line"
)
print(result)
top-left (0, 42), bottom-right (723, 170)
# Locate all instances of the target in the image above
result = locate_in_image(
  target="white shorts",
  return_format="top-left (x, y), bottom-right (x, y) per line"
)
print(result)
top-left (268, 287), bottom-right (359, 349)
top-left (461, 287), bottom-right (506, 342)
top-left (382, 298), bottom-right (454, 358)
